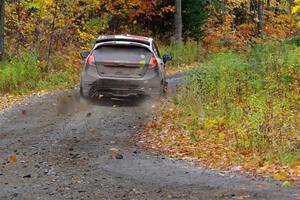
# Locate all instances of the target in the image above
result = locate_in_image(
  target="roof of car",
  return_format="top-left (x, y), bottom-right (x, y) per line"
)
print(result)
top-left (96, 34), bottom-right (152, 45)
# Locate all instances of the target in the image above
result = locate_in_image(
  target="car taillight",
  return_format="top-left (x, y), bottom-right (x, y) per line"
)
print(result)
top-left (149, 53), bottom-right (158, 69)
top-left (86, 53), bottom-right (95, 66)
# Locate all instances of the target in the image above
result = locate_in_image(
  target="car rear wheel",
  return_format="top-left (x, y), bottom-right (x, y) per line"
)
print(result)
top-left (161, 81), bottom-right (168, 96)
top-left (79, 81), bottom-right (89, 104)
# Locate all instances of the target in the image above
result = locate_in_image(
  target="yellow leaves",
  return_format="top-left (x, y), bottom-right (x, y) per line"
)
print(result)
top-left (292, 6), bottom-right (300, 14)
top-left (272, 174), bottom-right (288, 181)
top-left (203, 118), bottom-right (224, 130)
top-left (282, 181), bottom-right (292, 187)
top-left (234, 195), bottom-right (251, 200)
top-left (218, 132), bottom-right (225, 139)
top-left (227, 0), bottom-right (249, 10)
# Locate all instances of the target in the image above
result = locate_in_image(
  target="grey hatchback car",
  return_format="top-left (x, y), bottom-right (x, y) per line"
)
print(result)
top-left (80, 34), bottom-right (172, 99)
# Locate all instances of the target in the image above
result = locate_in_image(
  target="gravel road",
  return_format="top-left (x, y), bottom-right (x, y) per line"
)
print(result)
top-left (0, 76), bottom-right (299, 200)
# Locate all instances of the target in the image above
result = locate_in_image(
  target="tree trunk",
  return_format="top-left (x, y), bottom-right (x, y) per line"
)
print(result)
top-left (45, 0), bottom-right (59, 72)
top-left (15, 0), bottom-right (21, 50)
top-left (257, 0), bottom-right (264, 36)
top-left (0, 0), bottom-right (4, 60)
top-left (266, 0), bottom-right (270, 22)
top-left (174, 0), bottom-right (182, 42)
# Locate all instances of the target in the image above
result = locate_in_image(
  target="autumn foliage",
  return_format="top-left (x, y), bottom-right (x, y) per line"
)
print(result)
top-left (203, 0), bottom-right (300, 50)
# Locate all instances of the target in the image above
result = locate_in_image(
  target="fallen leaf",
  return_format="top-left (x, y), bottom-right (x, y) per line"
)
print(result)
top-left (8, 154), bottom-right (17, 162)
top-left (272, 174), bottom-right (288, 181)
top-left (231, 166), bottom-right (242, 171)
top-left (90, 128), bottom-right (96, 134)
top-left (235, 195), bottom-right (251, 199)
top-left (110, 148), bottom-right (119, 155)
top-left (282, 181), bottom-right (291, 187)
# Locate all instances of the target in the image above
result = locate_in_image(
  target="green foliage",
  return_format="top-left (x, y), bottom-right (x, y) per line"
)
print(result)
top-left (182, 0), bottom-right (208, 41)
top-left (177, 42), bottom-right (300, 163)
top-left (0, 51), bottom-right (41, 94)
top-left (37, 69), bottom-right (77, 91)
top-left (160, 41), bottom-right (203, 67)
top-left (285, 36), bottom-right (300, 46)
top-left (0, 49), bottom-right (77, 94)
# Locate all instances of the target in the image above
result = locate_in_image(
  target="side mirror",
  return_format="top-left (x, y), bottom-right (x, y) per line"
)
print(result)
top-left (163, 53), bottom-right (172, 64)
top-left (80, 51), bottom-right (90, 59)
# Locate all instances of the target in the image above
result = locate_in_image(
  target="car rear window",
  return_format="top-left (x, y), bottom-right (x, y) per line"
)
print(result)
top-left (94, 45), bottom-right (152, 63)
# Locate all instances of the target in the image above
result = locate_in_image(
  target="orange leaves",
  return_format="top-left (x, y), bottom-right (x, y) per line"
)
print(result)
top-left (203, 0), bottom-right (300, 50)
top-left (127, 0), bottom-right (157, 20)
top-left (237, 24), bottom-right (256, 38)
top-left (8, 154), bottom-right (17, 162)
top-left (161, 5), bottom-right (175, 13)
top-left (258, 163), bottom-right (300, 184)
top-left (203, 32), bottom-right (218, 49)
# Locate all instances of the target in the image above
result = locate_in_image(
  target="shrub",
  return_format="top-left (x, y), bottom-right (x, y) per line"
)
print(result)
top-left (0, 51), bottom-right (41, 94)
top-left (177, 42), bottom-right (300, 163)
top-left (0, 49), bottom-right (79, 94)
top-left (160, 41), bottom-right (204, 68)
top-left (37, 69), bottom-right (78, 91)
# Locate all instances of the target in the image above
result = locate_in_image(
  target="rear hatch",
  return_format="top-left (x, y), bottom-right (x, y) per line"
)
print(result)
top-left (93, 45), bottom-right (152, 78)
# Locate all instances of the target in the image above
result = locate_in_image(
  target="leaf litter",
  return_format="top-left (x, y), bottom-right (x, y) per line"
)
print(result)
top-left (138, 102), bottom-right (300, 187)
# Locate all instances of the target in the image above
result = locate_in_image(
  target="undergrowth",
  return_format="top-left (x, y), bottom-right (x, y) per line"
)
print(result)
top-left (175, 41), bottom-right (300, 164)
top-left (160, 41), bottom-right (204, 69)
top-left (0, 49), bottom-right (78, 95)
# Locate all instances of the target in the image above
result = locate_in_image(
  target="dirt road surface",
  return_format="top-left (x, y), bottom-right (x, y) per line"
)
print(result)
top-left (0, 77), bottom-right (299, 200)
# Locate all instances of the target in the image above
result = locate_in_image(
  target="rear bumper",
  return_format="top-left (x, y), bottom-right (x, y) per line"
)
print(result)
top-left (81, 68), bottom-right (161, 97)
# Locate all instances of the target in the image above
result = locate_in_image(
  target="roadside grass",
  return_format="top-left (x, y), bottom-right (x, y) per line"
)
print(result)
top-left (140, 41), bottom-right (300, 185)
top-left (37, 70), bottom-right (78, 91)
top-left (160, 41), bottom-right (204, 74)
top-left (0, 49), bottom-right (79, 95)
top-left (0, 51), bottom-right (42, 94)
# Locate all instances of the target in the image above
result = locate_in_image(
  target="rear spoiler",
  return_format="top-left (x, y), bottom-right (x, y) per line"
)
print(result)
top-left (96, 38), bottom-right (150, 46)
top-left (93, 41), bottom-right (153, 53)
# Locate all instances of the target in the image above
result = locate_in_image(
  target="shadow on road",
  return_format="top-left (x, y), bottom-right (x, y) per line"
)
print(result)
top-left (85, 95), bottom-right (151, 107)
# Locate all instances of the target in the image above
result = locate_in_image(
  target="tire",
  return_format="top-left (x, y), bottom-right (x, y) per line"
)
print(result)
top-left (79, 81), bottom-right (89, 104)
top-left (160, 81), bottom-right (168, 97)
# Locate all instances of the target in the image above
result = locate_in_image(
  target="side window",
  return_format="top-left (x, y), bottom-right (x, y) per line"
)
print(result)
top-left (153, 42), bottom-right (161, 58)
